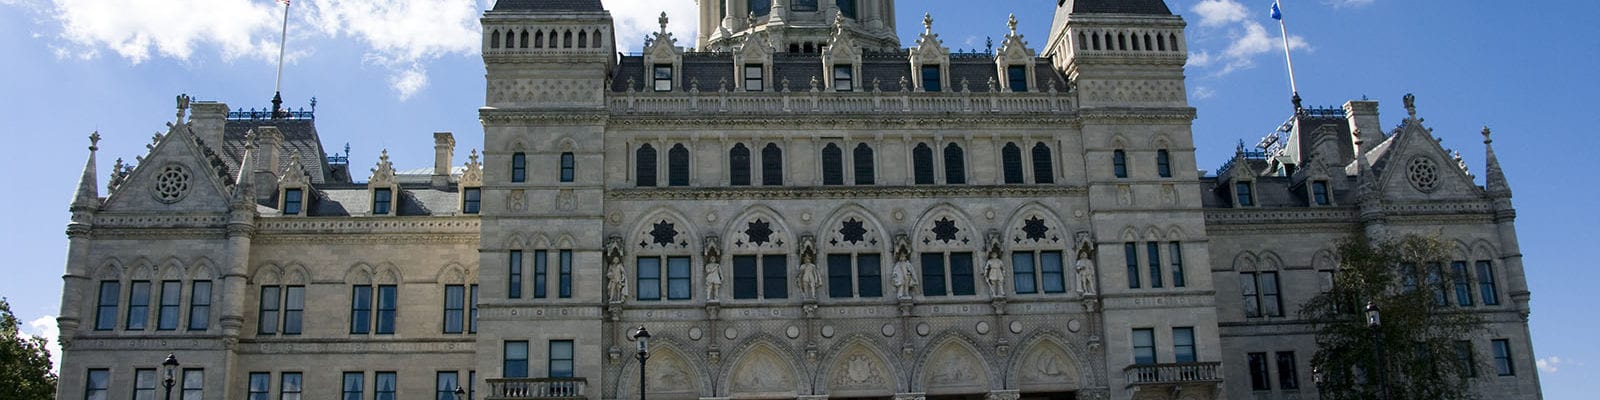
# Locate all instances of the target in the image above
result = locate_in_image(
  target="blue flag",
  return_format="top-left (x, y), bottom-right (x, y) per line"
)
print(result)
top-left (1271, 1), bottom-right (1282, 20)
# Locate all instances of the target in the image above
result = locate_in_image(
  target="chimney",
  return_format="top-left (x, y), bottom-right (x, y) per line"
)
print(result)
top-left (254, 127), bottom-right (285, 205)
top-left (433, 132), bottom-right (455, 189)
top-left (1344, 100), bottom-right (1384, 156)
top-left (189, 102), bottom-right (230, 152)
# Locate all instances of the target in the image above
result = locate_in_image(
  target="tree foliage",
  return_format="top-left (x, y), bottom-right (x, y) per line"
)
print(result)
top-left (0, 297), bottom-right (58, 400)
top-left (1300, 233), bottom-right (1486, 400)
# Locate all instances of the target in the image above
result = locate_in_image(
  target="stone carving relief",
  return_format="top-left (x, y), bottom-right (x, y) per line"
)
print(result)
top-left (487, 79), bottom-right (604, 106)
top-left (727, 209), bottom-right (791, 252)
top-left (829, 344), bottom-right (894, 396)
top-left (1080, 80), bottom-right (1186, 104)
top-left (1075, 236), bottom-right (1098, 296)
top-left (923, 340), bottom-right (990, 394)
top-left (151, 163), bottom-right (192, 204)
top-left (645, 349), bottom-right (699, 398)
top-left (507, 189), bottom-right (527, 212)
top-left (1016, 340), bottom-right (1081, 391)
top-left (556, 189), bottom-right (576, 211)
top-left (1407, 156), bottom-right (1440, 192)
top-left (729, 345), bottom-right (796, 396)
top-left (915, 207), bottom-right (976, 251)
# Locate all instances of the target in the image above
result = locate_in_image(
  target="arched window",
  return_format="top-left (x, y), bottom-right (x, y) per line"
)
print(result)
top-left (491, 31), bottom-right (501, 49)
top-left (519, 31), bottom-right (529, 49)
top-left (1169, 34), bottom-right (1179, 52)
top-left (943, 143), bottom-right (966, 184)
top-left (1144, 34), bottom-right (1153, 51)
top-left (668, 144), bottom-right (690, 187)
top-left (559, 152), bottom-right (575, 183)
top-left (535, 31), bottom-right (545, 48)
top-left (853, 143), bottom-right (874, 185)
top-left (821, 143), bottom-right (844, 186)
top-left (563, 31), bottom-right (572, 48)
top-left (1091, 33), bottom-right (1100, 50)
top-left (912, 143), bottom-right (935, 185)
top-left (577, 31), bottom-right (588, 48)
top-left (1078, 33), bottom-right (1087, 50)
top-left (1131, 33), bottom-right (1140, 51)
top-left (635, 144), bottom-right (657, 187)
top-left (1001, 142), bottom-right (1024, 184)
top-left (1157, 149), bottom-right (1172, 178)
top-left (1118, 33), bottom-right (1127, 51)
top-left (1032, 142), bottom-right (1055, 184)
top-left (511, 152), bottom-right (527, 183)
top-left (1157, 33), bottom-right (1166, 51)
top-left (505, 30), bottom-right (515, 48)
top-left (1113, 150), bottom-right (1128, 178)
top-left (729, 144), bottom-right (751, 186)
top-left (761, 143), bottom-right (783, 186)
top-left (591, 29), bottom-right (602, 48)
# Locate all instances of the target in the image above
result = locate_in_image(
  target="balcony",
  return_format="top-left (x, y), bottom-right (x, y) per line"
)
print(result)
top-left (1124, 362), bottom-right (1223, 387)
top-left (486, 377), bottom-right (588, 400)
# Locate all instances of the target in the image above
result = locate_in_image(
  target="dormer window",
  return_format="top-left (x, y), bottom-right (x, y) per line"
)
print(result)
top-left (373, 188), bottom-right (393, 215)
top-left (1007, 65), bottom-right (1028, 92)
top-left (653, 65), bottom-right (673, 92)
top-left (921, 65), bottom-right (942, 92)
top-left (283, 189), bottom-right (303, 215)
top-left (1235, 182), bottom-right (1255, 207)
top-left (1311, 181), bottom-right (1330, 206)
top-left (744, 65), bottom-right (764, 91)
top-left (834, 65), bottom-right (854, 91)
top-left (463, 188), bottom-right (482, 214)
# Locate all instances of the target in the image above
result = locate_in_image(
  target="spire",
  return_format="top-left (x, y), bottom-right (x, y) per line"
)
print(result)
top-left (1482, 126), bottom-right (1511, 197)
top-left (233, 130), bottom-right (258, 206)
top-left (71, 132), bottom-right (102, 211)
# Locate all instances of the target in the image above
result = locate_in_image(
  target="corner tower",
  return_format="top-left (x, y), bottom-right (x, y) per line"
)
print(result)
top-left (1044, 0), bottom-right (1188, 108)
top-left (482, 0), bottom-right (615, 110)
top-left (697, 0), bottom-right (899, 53)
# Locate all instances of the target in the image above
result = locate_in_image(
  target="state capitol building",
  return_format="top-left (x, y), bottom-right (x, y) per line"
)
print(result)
top-left (52, 1), bottom-right (1541, 400)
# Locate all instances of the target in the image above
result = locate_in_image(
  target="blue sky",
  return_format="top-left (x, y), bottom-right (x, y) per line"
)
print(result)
top-left (1, 0), bottom-right (1595, 396)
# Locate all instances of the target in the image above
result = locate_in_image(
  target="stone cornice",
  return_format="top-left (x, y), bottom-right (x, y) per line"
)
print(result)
top-left (1204, 208), bottom-right (1360, 226)
top-left (604, 114), bottom-right (1085, 129)
top-left (479, 110), bottom-right (610, 125)
top-left (605, 185), bottom-right (1088, 201)
top-left (1076, 108), bottom-right (1197, 123)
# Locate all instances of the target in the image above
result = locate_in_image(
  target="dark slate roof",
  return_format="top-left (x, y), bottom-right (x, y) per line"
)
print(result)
top-left (683, 53), bottom-right (734, 91)
top-left (1070, 0), bottom-right (1173, 15)
top-left (301, 185), bottom-right (463, 217)
top-left (491, 0), bottom-right (603, 12)
top-left (1200, 175), bottom-right (1359, 208)
top-left (773, 54), bottom-right (824, 91)
top-left (614, 52), bottom-right (1067, 93)
top-left (222, 119), bottom-right (334, 184)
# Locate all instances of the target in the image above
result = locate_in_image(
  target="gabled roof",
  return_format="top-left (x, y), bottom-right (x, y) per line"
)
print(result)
top-left (1069, 0), bottom-right (1173, 15)
top-left (491, 0), bottom-right (603, 12)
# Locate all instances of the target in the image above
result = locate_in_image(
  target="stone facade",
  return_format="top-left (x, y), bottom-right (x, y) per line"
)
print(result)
top-left (54, 2), bottom-right (1539, 400)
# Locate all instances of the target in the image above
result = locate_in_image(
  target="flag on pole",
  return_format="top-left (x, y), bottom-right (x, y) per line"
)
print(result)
top-left (1270, 1), bottom-right (1282, 20)
top-left (277, 0), bottom-right (290, 6)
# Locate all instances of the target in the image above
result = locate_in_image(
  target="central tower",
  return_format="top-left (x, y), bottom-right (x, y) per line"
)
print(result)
top-left (696, 0), bottom-right (899, 52)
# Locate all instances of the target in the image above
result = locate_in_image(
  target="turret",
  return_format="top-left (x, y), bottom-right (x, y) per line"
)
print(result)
top-left (482, 0), bottom-right (614, 110)
top-left (1482, 127), bottom-right (1511, 198)
top-left (71, 132), bottom-right (102, 215)
top-left (1044, 0), bottom-right (1188, 108)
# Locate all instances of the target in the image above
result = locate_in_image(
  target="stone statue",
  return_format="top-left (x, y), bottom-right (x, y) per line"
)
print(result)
top-left (704, 240), bottom-right (723, 301)
top-left (1075, 241), bottom-right (1097, 296)
top-left (985, 248), bottom-right (1006, 297)
top-left (607, 252), bottom-right (628, 303)
top-left (799, 252), bottom-right (821, 299)
top-left (892, 250), bottom-right (918, 299)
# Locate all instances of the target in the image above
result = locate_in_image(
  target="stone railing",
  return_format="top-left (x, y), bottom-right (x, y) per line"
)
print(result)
top-left (610, 91), bottom-right (1074, 115)
top-left (1123, 362), bottom-right (1222, 387)
top-left (486, 377), bottom-right (588, 400)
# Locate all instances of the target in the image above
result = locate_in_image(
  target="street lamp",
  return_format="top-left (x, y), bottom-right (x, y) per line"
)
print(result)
top-left (1366, 301), bottom-right (1389, 400)
top-left (453, 385), bottom-right (466, 400)
top-left (1312, 366), bottom-right (1324, 394)
top-left (161, 354), bottom-right (179, 400)
top-left (632, 325), bottom-right (652, 400)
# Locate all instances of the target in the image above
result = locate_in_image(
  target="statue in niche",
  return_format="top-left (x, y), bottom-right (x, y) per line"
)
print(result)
top-left (607, 247), bottom-right (628, 303)
top-left (704, 239), bottom-right (723, 301)
top-left (891, 240), bottom-right (918, 299)
top-left (799, 252), bottom-right (821, 299)
top-left (1075, 239), bottom-right (1097, 296)
top-left (985, 234), bottom-right (1006, 296)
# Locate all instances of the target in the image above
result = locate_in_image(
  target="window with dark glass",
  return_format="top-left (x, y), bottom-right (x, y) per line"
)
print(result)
top-left (1002, 143), bottom-right (1024, 184)
top-left (559, 250), bottom-right (573, 299)
top-left (509, 250), bottom-right (524, 299)
top-left (281, 372), bottom-right (303, 400)
top-left (1132, 328), bottom-right (1156, 365)
top-left (638, 256), bottom-right (691, 301)
top-left (748, 0), bottom-right (771, 16)
top-left (157, 281), bottom-right (180, 330)
top-left (834, 65), bottom-right (854, 91)
top-left (1241, 272), bottom-right (1283, 317)
top-left (470, 285), bottom-right (479, 333)
top-left (1113, 150), bottom-right (1128, 178)
top-left (792, 0), bottom-right (818, 11)
top-left (282, 286), bottom-right (304, 334)
top-left (258, 286), bottom-right (278, 334)
top-left (1147, 242), bottom-right (1163, 288)
top-left (836, 0), bottom-right (857, 18)
top-left (560, 152), bottom-right (574, 182)
top-left (1235, 182), bottom-right (1254, 207)
top-left (156, 298), bottom-right (197, 350)
top-left (1012, 251), bottom-right (1065, 295)
top-left (912, 143), bottom-right (935, 184)
top-left (343, 373), bottom-right (364, 400)
top-left (1427, 263), bottom-right (1448, 306)
top-left (1248, 352), bottom-right (1271, 390)
top-left (744, 65), bottom-right (764, 91)
top-left (1007, 65), bottom-right (1027, 92)
top-left (668, 144), bottom-right (690, 187)
top-left (181, 369), bottom-right (203, 400)
top-left (1241, 273), bottom-right (1258, 318)
top-left (1452, 261), bottom-right (1473, 306)
top-left (1157, 150), bottom-right (1172, 178)
top-left (1454, 341), bottom-right (1476, 377)
top-left (248, 372), bottom-right (270, 400)
top-left (372, 188), bottom-right (393, 215)
top-left (463, 188), bottom-right (481, 214)
top-left (1032, 142), bottom-right (1055, 184)
top-left (511, 152), bottom-right (527, 183)
top-left (730, 144), bottom-right (751, 186)
top-left (1169, 242), bottom-right (1186, 288)
top-left (375, 372), bottom-right (397, 400)
top-left (667, 256), bottom-right (690, 300)
top-left (284, 188), bottom-right (303, 214)
top-left (550, 340), bottom-right (575, 377)
top-left (534, 250), bottom-right (547, 299)
top-left (504, 341), bottom-right (529, 378)
top-left (436, 372), bottom-right (459, 400)
top-left (733, 255), bottom-right (788, 299)
top-left (376, 285), bottom-right (397, 334)
top-left (1125, 243), bottom-right (1140, 289)
top-left (1492, 339), bottom-right (1515, 376)
top-left (94, 281), bottom-right (118, 331)
top-left (134, 368), bottom-right (156, 400)
top-left (921, 65), bottom-right (942, 92)
top-left (827, 253), bottom-right (881, 298)
top-left (445, 285), bottom-right (465, 334)
top-left (1174, 327), bottom-right (1196, 363)
top-left (637, 257), bottom-right (661, 301)
top-left (653, 65), bottom-right (673, 91)
top-left (822, 143), bottom-right (844, 185)
top-left (921, 252), bottom-right (975, 296)
top-left (1477, 261), bottom-right (1499, 305)
top-left (636, 144), bottom-right (657, 187)
top-left (762, 143), bottom-right (784, 185)
top-left (1012, 252), bottom-right (1036, 295)
top-left (126, 280), bottom-right (150, 330)
top-left (943, 143), bottom-right (966, 184)
top-left (85, 369), bottom-right (109, 400)
top-left (853, 143), bottom-right (874, 185)
top-left (1312, 181), bottom-right (1330, 205)
top-left (1401, 263), bottom-right (1419, 293)
top-left (1276, 352), bottom-right (1299, 389)
top-left (351, 286), bottom-right (372, 334)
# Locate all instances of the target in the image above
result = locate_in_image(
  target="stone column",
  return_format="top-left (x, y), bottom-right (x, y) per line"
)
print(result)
top-left (218, 214), bottom-right (255, 338)
top-left (56, 223), bottom-right (93, 342)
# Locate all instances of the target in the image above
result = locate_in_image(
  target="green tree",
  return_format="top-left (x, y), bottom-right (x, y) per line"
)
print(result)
top-left (1300, 233), bottom-right (1486, 400)
top-left (0, 297), bottom-right (57, 400)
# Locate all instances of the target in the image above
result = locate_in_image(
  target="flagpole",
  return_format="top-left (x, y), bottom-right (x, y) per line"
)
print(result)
top-left (273, 0), bottom-right (290, 116)
top-left (1273, 1), bottom-right (1301, 110)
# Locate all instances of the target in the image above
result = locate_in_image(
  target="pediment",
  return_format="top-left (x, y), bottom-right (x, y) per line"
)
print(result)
top-left (101, 123), bottom-right (234, 214)
top-left (1372, 120), bottom-right (1483, 201)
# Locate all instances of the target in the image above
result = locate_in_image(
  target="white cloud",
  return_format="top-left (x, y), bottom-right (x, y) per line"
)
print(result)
top-left (1192, 86), bottom-right (1216, 100)
top-left (49, 0), bottom-right (283, 63)
top-left (25, 315), bottom-right (62, 374)
top-left (390, 64), bottom-right (429, 100)
top-left (1325, 0), bottom-right (1376, 9)
top-left (1192, 0), bottom-right (1248, 27)
top-left (1185, 0), bottom-right (1308, 77)
top-left (1538, 356), bottom-right (1564, 373)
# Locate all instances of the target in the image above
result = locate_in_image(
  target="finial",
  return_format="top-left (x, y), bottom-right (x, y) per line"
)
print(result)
top-left (835, 10), bottom-right (846, 31)
top-left (89, 131), bottom-right (101, 152)
top-left (175, 93), bottom-right (190, 122)
top-left (658, 12), bottom-right (669, 35)
top-left (747, 11), bottom-right (757, 29)
top-left (469, 148), bottom-right (480, 164)
top-left (1403, 93), bottom-right (1417, 119)
top-left (379, 149), bottom-right (390, 164)
top-left (872, 77), bottom-right (882, 93)
top-left (1007, 14), bottom-right (1018, 37)
top-left (310, 97), bottom-right (318, 112)
top-left (923, 13), bottom-right (933, 34)
top-left (985, 37), bottom-right (993, 53)
top-left (1481, 126), bottom-right (1493, 144)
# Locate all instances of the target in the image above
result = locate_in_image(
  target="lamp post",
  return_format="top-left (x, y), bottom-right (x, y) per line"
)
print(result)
top-left (1312, 366), bottom-right (1324, 396)
top-left (1366, 301), bottom-right (1389, 400)
top-left (160, 354), bottom-right (179, 400)
top-left (453, 385), bottom-right (466, 400)
top-left (632, 325), bottom-right (652, 400)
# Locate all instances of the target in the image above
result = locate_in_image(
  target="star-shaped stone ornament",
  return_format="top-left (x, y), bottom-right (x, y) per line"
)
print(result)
top-left (746, 219), bottom-right (774, 246)
top-left (840, 218), bottom-right (868, 244)
top-left (932, 217), bottom-right (960, 243)
top-left (650, 220), bottom-right (678, 247)
top-left (1022, 216), bottom-right (1050, 241)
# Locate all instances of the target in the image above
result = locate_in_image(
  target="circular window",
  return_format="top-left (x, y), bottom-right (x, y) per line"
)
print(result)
top-left (152, 164), bottom-right (192, 203)
top-left (1407, 157), bottom-right (1439, 192)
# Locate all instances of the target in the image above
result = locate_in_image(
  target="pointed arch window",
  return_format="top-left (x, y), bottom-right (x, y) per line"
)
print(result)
top-left (560, 152), bottom-right (575, 183)
top-left (1032, 142), bottom-right (1055, 184)
top-left (1157, 149), bottom-right (1172, 178)
top-left (635, 144), bottom-right (657, 187)
top-left (853, 143), bottom-right (875, 185)
top-left (913, 143), bottom-right (935, 185)
top-left (729, 144), bottom-right (751, 186)
top-left (511, 152), bottom-right (526, 183)
top-left (668, 144), bottom-right (690, 187)
top-left (1002, 143), bottom-right (1024, 184)
top-left (1113, 149), bottom-right (1128, 178)
top-left (520, 31), bottom-right (529, 49)
top-left (821, 143), bottom-right (844, 185)
top-left (943, 143), bottom-right (966, 184)
top-left (761, 143), bottom-right (784, 186)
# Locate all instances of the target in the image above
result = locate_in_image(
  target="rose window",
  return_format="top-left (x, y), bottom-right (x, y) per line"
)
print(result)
top-left (153, 164), bottom-right (191, 203)
top-left (1407, 157), bottom-right (1439, 192)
